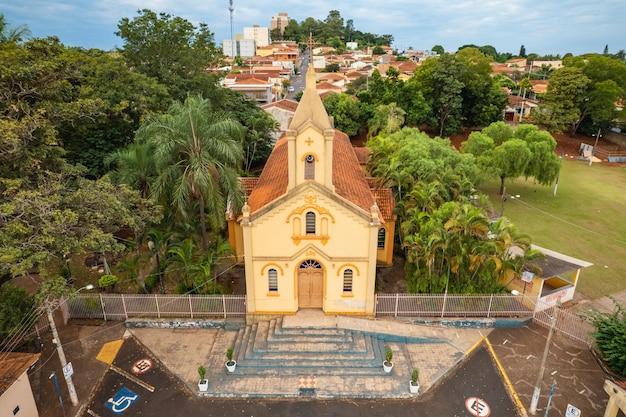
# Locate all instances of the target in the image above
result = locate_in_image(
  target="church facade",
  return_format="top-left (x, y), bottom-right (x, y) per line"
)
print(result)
top-left (227, 65), bottom-right (395, 318)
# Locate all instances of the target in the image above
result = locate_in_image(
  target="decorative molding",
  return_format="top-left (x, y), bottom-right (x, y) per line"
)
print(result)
top-left (292, 235), bottom-right (330, 245)
top-left (335, 264), bottom-right (361, 276)
top-left (260, 263), bottom-right (285, 275)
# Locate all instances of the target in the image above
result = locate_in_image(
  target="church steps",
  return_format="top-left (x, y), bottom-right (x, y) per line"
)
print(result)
top-left (228, 317), bottom-right (399, 377)
top-left (267, 318), bottom-right (352, 342)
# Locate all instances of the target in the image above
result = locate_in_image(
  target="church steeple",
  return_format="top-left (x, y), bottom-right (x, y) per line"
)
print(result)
top-left (285, 39), bottom-right (335, 192)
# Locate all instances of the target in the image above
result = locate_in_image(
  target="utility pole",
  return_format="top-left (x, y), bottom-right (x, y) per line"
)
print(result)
top-left (44, 284), bottom-right (94, 407)
top-left (47, 306), bottom-right (79, 406)
top-left (530, 299), bottom-right (560, 414)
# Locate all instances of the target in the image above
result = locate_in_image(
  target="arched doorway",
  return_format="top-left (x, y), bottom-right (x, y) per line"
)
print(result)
top-left (298, 259), bottom-right (323, 309)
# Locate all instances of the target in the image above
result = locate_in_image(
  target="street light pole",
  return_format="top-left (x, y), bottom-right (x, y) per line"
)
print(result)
top-left (589, 128), bottom-right (601, 166)
top-left (530, 299), bottom-right (560, 414)
top-left (46, 284), bottom-right (94, 406)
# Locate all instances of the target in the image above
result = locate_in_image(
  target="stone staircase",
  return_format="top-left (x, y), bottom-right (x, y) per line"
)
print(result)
top-left (231, 317), bottom-right (392, 376)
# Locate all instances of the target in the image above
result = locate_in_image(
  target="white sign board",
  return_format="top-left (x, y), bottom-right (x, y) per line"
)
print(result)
top-left (63, 362), bottom-right (74, 378)
top-left (565, 404), bottom-right (581, 417)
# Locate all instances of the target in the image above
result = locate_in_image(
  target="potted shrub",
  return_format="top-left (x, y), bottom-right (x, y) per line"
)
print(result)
top-left (409, 368), bottom-right (420, 394)
top-left (383, 346), bottom-right (394, 373)
top-left (225, 347), bottom-right (237, 373)
top-left (197, 365), bottom-right (208, 392)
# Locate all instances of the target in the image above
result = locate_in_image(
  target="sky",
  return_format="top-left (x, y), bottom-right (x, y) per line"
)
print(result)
top-left (1, 0), bottom-right (625, 57)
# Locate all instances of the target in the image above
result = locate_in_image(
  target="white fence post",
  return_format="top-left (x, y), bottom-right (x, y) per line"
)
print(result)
top-left (99, 293), bottom-right (107, 321)
top-left (122, 294), bottom-right (128, 320)
top-left (222, 295), bottom-right (227, 319)
top-left (394, 294), bottom-right (399, 317)
top-left (189, 295), bottom-right (193, 319)
top-left (155, 294), bottom-right (160, 319)
top-left (487, 294), bottom-right (493, 318)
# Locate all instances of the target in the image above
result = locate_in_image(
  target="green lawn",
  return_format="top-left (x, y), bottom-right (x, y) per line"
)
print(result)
top-left (481, 158), bottom-right (626, 300)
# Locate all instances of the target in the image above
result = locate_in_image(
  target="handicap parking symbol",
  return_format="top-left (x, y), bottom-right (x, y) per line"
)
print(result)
top-left (106, 387), bottom-right (139, 415)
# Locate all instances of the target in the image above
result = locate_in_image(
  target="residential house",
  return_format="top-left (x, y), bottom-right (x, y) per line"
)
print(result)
top-left (227, 64), bottom-right (395, 319)
top-left (221, 73), bottom-right (275, 103)
top-left (261, 99), bottom-right (299, 139)
top-left (0, 353), bottom-right (40, 417)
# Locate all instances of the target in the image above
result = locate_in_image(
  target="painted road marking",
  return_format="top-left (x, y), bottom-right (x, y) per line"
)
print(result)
top-left (131, 358), bottom-right (153, 375)
top-left (465, 397), bottom-right (491, 417)
top-left (96, 340), bottom-right (123, 364)
top-left (110, 364), bottom-right (155, 392)
top-left (106, 387), bottom-right (139, 415)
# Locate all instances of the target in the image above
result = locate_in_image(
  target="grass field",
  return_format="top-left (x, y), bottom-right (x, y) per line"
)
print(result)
top-left (481, 158), bottom-right (626, 300)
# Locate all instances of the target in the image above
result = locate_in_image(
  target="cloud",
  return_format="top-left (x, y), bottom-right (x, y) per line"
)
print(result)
top-left (1, 0), bottom-right (624, 55)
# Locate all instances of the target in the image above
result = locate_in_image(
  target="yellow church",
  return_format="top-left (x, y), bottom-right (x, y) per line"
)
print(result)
top-left (227, 64), bottom-right (396, 319)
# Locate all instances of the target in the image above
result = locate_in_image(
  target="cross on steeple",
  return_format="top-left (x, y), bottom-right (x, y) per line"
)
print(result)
top-left (307, 32), bottom-right (314, 58)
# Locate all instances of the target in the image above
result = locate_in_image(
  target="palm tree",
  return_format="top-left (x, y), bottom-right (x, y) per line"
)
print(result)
top-left (166, 238), bottom-right (197, 293)
top-left (106, 142), bottom-right (156, 199)
top-left (0, 15), bottom-right (30, 44)
top-left (138, 95), bottom-right (245, 252)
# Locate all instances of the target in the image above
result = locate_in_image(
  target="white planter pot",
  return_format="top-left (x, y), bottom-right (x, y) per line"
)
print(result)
top-left (409, 381), bottom-right (420, 394)
top-left (383, 361), bottom-right (394, 373)
top-left (225, 360), bottom-right (237, 373)
top-left (198, 379), bottom-right (209, 392)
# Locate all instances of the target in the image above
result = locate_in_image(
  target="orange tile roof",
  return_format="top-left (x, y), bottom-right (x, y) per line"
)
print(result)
top-left (0, 352), bottom-right (40, 395)
top-left (320, 73), bottom-right (345, 81)
top-left (316, 81), bottom-right (342, 90)
top-left (246, 136), bottom-right (288, 212)
top-left (261, 99), bottom-right (299, 112)
top-left (353, 147), bottom-right (371, 165)
top-left (372, 187), bottom-right (395, 219)
top-left (247, 131), bottom-right (381, 216)
top-left (240, 177), bottom-right (258, 197)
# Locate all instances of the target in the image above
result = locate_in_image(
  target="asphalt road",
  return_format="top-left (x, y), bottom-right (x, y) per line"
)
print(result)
top-left (82, 337), bottom-right (517, 417)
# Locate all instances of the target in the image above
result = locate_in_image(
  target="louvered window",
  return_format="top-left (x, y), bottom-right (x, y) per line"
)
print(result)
top-left (268, 269), bottom-right (278, 292)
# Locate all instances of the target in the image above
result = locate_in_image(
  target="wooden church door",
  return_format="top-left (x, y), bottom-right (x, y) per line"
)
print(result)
top-left (298, 260), bottom-right (323, 308)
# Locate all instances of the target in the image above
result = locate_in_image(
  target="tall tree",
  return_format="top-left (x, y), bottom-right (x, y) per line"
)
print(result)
top-left (426, 53), bottom-right (464, 136)
top-left (322, 93), bottom-right (369, 137)
top-left (534, 67), bottom-right (590, 134)
top-left (116, 9), bottom-right (222, 100)
top-left (60, 50), bottom-right (171, 176)
top-left (138, 96), bottom-right (244, 252)
top-left (461, 122), bottom-right (561, 195)
top-left (456, 47), bottom-right (508, 127)
top-left (519, 45), bottom-right (526, 57)
top-left (566, 54), bottom-right (626, 135)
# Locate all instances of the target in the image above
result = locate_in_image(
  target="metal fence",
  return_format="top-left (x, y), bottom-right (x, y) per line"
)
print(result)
top-left (534, 303), bottom-right (595, 347)
top-left (375, 293), bottom-right (534, 318)
top-left (58, 293), bottom-right (594, 347)
top-left (66, 293), bottom-right (247, 320)
top-left (375, 293), bottom-right (595, 347)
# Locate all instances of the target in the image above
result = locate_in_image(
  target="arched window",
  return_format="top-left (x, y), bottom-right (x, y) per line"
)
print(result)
top-left (304, 154), bottom-right (315, 179)
top-left (343, 269), bottom-right (353, 293)
top-left (305, 211), bottom-right (316, 234)
top-left (377, 228), bottom-right (386, 249)
top-left (268, 268), bottom-right (278, 292)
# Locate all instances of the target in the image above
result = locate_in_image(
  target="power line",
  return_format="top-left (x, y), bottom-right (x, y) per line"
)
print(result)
top-left (509, 197), bottom-right (626, 246)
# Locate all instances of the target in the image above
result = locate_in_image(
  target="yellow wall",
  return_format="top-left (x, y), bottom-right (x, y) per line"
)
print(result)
top-left (244, 188), bottom-right (376, 315)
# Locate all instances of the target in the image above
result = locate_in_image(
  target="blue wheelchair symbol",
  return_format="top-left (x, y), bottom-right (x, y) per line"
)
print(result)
top-left (106, 387), bottom-right (139, 415)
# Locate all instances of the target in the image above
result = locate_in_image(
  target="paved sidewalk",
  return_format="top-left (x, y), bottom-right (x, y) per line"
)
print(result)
top-left (128, 310), bottom-right (490, 398)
